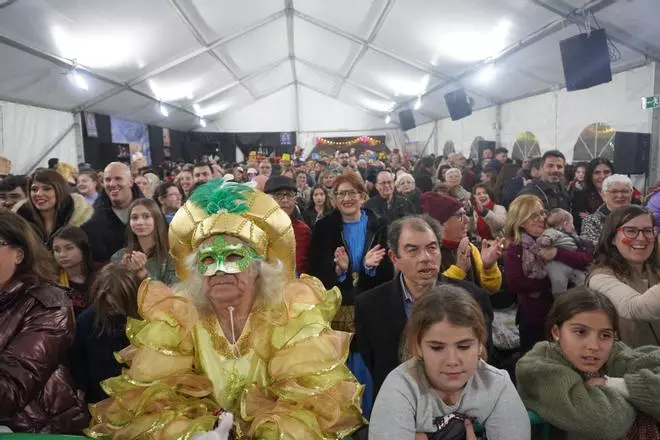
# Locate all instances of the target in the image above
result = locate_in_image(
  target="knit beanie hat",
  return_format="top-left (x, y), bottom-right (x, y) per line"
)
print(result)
top-left (420, 192), bottom-right (462, 224)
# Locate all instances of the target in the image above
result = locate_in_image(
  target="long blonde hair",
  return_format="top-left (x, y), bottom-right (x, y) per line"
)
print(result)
top-left (503, 195), bottom-right (544, 245)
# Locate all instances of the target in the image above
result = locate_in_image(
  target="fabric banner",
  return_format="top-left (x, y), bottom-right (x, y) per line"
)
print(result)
top-left (163, 127), bottom-right (171, 147)
top-left (110, 116), bottom-right (151, 165)
top-left (84, 112), bottom-right (98, 138)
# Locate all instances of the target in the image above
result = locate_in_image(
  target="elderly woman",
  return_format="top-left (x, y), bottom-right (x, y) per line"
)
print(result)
top-left (395, 172), bottom-right (421, 213)
top-left (588, 205), bottom-right (660, 347)
top-left (0, 210), bottom-right (88, 433)
top-left (86, 178), bottom-right (364, 439)
top-left (444, 167), bottom-right (471, 204)
top-left (581, 174), bottom-right (633, 247)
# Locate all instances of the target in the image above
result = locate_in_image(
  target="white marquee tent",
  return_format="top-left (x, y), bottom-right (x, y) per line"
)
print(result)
top-left (0, 0), bottom-right (659, 177)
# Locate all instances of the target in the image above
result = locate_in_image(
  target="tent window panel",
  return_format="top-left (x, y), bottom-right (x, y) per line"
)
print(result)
top-left (573, 123), bottom-right (615, 162)
top-left (443, 140), bottom-right (455, 156)
top-left (512, 131), bottom-right (541, 161)
top-left (470, 137), bottom-right (484, 160)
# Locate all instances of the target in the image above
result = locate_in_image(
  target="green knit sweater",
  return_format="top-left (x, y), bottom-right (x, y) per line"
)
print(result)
top-left (516, 341), bottom-right (660, 440)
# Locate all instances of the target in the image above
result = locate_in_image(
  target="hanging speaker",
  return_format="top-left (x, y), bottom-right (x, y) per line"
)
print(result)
top-left (398, 109), bottom-right (416, 131)
top-left (560, 28), bottom-right (612, 91)
top-left (444, 88), bottom-right (473, 121)
top-left (613, 132), bottom-right (650, 175)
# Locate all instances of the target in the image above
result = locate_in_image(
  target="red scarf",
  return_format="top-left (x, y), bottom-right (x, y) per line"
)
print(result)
top-left (476, 200), bottom-right (495, 240)
top-left (442, 239), bottom-right (462, 249)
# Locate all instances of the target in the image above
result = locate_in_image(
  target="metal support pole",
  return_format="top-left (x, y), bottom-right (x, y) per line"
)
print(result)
top-left (25, 123), bottom-right (77, 174)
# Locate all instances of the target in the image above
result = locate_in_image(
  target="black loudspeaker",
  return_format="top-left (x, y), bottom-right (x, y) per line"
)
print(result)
top-left (560, 28), bottom-right (612, 91)
top-left (613, 132), bottom-right (651, 175)
top-left (444, 88), bottom-right (473, 121)
top-left (399, 109), bottom-right (416, 131)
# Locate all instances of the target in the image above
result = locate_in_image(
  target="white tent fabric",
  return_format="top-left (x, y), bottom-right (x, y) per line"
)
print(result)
top-left (0, 0), bottom-right (659, 173)
top-left (0, 100), bottom-right (79, 174)
top-left (0, 0), bottom-right (658, 132)
top-left (409, 64), bottom-right (656, 163)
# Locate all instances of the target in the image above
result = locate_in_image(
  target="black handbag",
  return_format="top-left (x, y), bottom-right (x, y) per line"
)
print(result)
top-left (426, 413), bottom-right (474, 440)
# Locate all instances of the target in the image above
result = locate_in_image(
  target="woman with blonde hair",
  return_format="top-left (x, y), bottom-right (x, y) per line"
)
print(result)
top-left (370, 285), bottom-right (529, 439)
top-left (504, 195), bottom-right (592, 352)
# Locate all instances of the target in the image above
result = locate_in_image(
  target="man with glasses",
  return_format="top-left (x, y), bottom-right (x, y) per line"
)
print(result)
top-left (364, 170), bottom-right (416, 222)
top-left (420, 192), bottom-right (503, 294)
top-left (264, 175), bottom-right (311, 275)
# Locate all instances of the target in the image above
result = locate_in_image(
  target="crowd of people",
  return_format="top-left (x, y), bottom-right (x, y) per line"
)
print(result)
top-left (1, 144), bottom-right (660, 439)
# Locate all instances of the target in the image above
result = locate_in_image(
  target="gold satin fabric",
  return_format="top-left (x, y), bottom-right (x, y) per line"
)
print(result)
top-left (86, 276), bottom-right (365, 439)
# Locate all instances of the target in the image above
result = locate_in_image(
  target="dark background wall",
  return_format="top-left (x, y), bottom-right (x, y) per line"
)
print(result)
top-left (82, 113), bottom-right (296, 170)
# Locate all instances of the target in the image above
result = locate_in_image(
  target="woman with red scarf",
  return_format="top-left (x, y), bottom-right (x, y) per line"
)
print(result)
top-left (470, 184), bottom-right (507, 240)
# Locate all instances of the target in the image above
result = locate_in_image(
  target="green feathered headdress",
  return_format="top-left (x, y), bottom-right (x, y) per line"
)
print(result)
top-left (187, 177), bottom-right (254, 215)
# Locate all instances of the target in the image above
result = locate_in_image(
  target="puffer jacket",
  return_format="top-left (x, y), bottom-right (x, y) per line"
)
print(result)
top-left (0, 280), bottom-right (88, 433)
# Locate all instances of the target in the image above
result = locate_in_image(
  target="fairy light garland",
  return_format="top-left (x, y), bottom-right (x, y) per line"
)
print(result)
top-left (313, 136), bottom-right (382, 146)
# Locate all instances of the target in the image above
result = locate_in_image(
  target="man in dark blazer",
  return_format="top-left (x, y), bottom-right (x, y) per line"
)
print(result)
top-left (355, 215), bottom-right (493, 404)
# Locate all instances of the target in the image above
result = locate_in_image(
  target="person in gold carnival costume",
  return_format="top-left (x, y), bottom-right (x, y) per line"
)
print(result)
top-left (86, 177), bottom-right (365, 439)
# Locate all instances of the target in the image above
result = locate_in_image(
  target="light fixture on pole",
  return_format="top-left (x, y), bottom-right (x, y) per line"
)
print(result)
top-left (199, 118), bottom-right (207, 128)
top-left (159, 103), bottom-right (169, 117)
top-left (414, 96), bottom-right (422, 110)
top-left (385, 114), bottom-right (391, 124)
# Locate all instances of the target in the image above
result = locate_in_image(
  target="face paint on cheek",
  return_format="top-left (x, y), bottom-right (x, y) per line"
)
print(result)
top-left (197, 236), bottom-right (262, 276)
top-left (621, 237), bottom-right (634, 245)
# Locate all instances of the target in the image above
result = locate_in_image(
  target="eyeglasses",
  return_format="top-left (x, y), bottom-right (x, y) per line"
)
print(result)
top-left (606, 189), bottom-right (632, 196)
top-left (377, 180), bottom-right (394, 186)
top-left (335, 190), bottom-right (360, 200)
top-left (452, 210), bottom-right (468, 220)
top-left (272, 191), bottom-right (296, 201)
top-left (617, 226), bottom-right (656, 239)
top-left (530, 210), bottom-right (547, 221)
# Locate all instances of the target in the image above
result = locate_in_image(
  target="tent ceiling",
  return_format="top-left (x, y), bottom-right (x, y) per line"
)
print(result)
top-left (0, 0), bottom-right (657, 131)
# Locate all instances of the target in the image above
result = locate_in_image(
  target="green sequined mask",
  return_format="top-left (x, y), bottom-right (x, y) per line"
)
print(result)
top-left (197, 236), bottom-right (262, 276)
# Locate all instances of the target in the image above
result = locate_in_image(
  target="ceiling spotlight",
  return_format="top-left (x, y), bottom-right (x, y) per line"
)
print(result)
top-left (199, 118), bottom-right (207, 128)
top-left (69, 69), bottom-right (88, 91)
top-left (414, 96), bottom-right (422, 110)
top-left (193, 103), bottom-right (202, 115)
top-left (478, 65), bottom-right (497, 84)
top-left (385, 114), bottom-right (391, 124)
top-left (159, 103), bottom-right (169, 117)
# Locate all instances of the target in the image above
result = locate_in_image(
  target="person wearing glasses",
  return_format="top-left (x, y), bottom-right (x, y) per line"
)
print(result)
top-left (581, 174), bottom-right (634, 247)
top-left (588, 205), bottom-right (660, 347)
top-left (264, 175), bottom-right (311, 276)
top-left (364, 170), bottom-right (416, 223)
top-left (420, 192), bottom-right (504, 295)
top-left (504, 195), bottom-right (593, 352)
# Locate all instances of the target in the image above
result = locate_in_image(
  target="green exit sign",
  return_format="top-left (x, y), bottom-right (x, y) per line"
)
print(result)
top-left (642, 95), bottom-right (660, 109)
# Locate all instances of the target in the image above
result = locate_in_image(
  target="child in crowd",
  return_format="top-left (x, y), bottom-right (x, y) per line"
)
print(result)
top-left (71, 263), bottom-right (140, 404)
top-left (370, 285), bottom-right (530, 440)
top-left (517, 287), bottom-right (660, 440)
top-left (53, 226), bottom-right (96, 316)
top-left (539, 208), bottom-right (592, 294)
